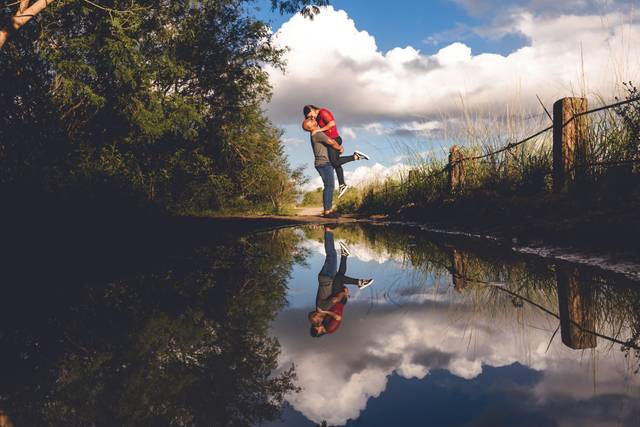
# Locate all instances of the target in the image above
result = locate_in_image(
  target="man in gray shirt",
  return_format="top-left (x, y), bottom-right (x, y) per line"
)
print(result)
top-left (303, 118), bottom-right (358, 216)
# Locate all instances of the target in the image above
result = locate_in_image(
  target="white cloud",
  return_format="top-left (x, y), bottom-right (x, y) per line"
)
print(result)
top-left (341, 126), bottom-right (357, 139)
top-left (301, 162), bottom-right (410, 192)
top-left (300, 238), bottom-right (405, 265)
top-left (273, 301), bottom-right (640, 426)
top-left (345, 162), bottom-right (410, 187)
top-left (267, 6), bottom-right (640, 127)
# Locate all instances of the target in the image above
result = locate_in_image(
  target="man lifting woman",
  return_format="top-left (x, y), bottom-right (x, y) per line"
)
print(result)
top-left (302, 104), bottom-right (370, 217)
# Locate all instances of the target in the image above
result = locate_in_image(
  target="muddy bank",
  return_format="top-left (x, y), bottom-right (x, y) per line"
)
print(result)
top-left (366, 191), bottom-right (640, 254)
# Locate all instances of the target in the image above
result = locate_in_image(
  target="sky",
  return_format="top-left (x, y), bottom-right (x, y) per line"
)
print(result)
top-left (253, 0), bottom-right (640, 190)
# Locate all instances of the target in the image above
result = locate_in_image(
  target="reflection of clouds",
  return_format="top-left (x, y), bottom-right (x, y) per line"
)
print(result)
top-left (272, 301), bottom-right (640, 426)
top-left (299, 239), bottom-right (404, 265)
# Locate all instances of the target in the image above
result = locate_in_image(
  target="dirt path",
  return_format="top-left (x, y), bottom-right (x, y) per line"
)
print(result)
top-left (295, 206), bottom-right (323, 217)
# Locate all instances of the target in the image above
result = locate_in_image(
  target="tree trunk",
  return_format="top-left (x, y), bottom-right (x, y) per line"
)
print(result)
top-left (0, 0), bottom-right (56, 50)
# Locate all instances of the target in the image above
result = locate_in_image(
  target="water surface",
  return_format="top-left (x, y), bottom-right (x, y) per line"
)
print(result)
top-left (268, 224), bottom-right (640, 427)
top-left (0, 223), bottom-right (638, 427)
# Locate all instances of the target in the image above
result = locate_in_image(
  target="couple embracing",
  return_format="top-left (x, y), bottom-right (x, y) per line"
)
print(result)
top-left (302, 105), bottom-right (370, 217)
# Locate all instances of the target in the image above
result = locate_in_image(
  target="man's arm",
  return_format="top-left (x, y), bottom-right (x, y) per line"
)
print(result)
top-left (317, 309), bottom-right (342, 321)
top-left (324, 136), bottom-right (344, 154)
top-left (330, 288), bottom-right (348, 304)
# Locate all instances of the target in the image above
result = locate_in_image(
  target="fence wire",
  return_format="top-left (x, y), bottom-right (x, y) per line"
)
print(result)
top-left (363, 94), bottom-right (640, 194)
top-left (450, 94), bottom-right (640, 170)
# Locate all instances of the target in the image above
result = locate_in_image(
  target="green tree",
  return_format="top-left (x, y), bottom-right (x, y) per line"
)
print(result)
top-left (0, 0), bottom-right (329, 213)
top-left (0, 229), bottom-right (306, 426)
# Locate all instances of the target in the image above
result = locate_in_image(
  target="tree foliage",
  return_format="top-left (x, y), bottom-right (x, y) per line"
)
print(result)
top-left (0, 0), bottom-right (326, 213)
top-left (0, 228), bottom-right (306, 426)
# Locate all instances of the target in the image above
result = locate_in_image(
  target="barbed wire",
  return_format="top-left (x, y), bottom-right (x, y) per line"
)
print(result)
top-left (449, 94), bottom-right (640, 169)
top-left (366, 95), bottom-right (640, 196)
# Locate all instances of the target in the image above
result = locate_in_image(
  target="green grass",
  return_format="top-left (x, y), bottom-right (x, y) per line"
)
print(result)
top-left (338, 85), bottom-right (640, 217)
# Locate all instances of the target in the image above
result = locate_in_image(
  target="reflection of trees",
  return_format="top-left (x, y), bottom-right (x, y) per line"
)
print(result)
top-left (0, 229), bottom-right (303, 426)
top-left (330, 224), bottom-right (640, 360)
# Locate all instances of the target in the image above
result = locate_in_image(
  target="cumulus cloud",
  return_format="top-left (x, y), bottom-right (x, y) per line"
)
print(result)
top-left (300, 237), bottom-right (405, 265)
top-left (450, 0), bottom-right (632, 18)
top-left (273, 300), bottom-right (640, 426)
top-left (301, 162), bottom-right (411, 192)
top-left (267, 6), bottom-right (640, 127)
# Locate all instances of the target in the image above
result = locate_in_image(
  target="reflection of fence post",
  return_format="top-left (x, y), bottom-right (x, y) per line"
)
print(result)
top-left (451, 248), bottom-right (468, 293)
top-left (556, 264), bottom-right (596, 350)
top-left (448, 145), bottom-right (465, 195)
top-left (553, 97), bottom-right (588, 192)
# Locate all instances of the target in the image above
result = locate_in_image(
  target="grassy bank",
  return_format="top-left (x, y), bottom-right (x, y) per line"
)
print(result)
top-left (335, 85), bottom-right (640, 250)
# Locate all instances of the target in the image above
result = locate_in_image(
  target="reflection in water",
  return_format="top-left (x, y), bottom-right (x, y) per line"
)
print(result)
top-left (557, 265), bottom-right (597, 349)
top-left (272, 224), bottom-right (640, 427)
top-left (1, 223), bottom-right (639, 426)
top-left (309, 228), bottom-right (374, 338)
top-left (0, 229), bottom-right (303, 427)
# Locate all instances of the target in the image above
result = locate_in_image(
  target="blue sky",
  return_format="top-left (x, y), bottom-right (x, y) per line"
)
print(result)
top-left (252, 0), bottom-right (640, 190)
top-left (255, 0), bottom-right (529, 55)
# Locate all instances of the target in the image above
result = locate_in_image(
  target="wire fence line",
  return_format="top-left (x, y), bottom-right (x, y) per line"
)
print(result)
top-left (362, 94), bottom-right (640, 195)
top-left (450, 94), bottom-right (640, 169)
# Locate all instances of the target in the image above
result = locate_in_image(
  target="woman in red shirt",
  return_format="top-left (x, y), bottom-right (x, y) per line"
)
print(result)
top-left (303, 105), bottom-right (370, 198)
top-left (308, 227), bottom-right (375, 338)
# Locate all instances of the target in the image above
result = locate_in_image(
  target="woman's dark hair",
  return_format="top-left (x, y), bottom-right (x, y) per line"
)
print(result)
top-left (309, 326), bottom-right (324, 338)
top-left (303, 104), bottom-right (321, 117)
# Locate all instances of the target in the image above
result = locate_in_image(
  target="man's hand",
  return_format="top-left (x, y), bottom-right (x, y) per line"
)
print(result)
top-left (326, 137), bottom-right (343, 153)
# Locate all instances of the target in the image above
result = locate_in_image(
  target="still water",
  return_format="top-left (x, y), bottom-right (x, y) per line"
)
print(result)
top-left (1, 223), bottom-right (639, 426)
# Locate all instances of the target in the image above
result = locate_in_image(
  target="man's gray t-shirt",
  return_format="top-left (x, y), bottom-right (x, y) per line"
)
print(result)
top-left (311, 131), bottom-right (331, 166)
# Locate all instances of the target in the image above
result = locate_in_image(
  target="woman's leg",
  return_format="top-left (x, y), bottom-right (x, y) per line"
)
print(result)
top-left (316, 164), bottom-right (335, 211)
top-left (338, 254), bottom-right (348, 275)
top-left (328, 138), bottom-right (347, 187)
top-left (320, 230), bottom-right (338, 278)
top-left (332, 138), bottom-right (356, 170)
top-left (330, 136), bottom-right (355, 187)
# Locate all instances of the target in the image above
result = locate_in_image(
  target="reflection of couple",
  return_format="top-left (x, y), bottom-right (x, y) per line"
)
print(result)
top-left (302, 105), bottom-right (370, 218)
top-left (308, 226), bottom-right (374, 337)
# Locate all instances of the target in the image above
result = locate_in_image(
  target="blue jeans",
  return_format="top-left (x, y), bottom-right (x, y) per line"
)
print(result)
top-left (319, 230), bottom-right (337, 278)
top-left (315, 163), bottom-right (335, 211)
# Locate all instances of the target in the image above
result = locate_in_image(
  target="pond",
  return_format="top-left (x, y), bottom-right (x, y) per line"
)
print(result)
top-left (1, 223), bottom-right (639, 426)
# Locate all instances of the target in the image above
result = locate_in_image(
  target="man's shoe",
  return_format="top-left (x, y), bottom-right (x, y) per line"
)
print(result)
top-left (339, 241), bottom-right (351, 257)
top-left (338, 184), bottom-right (350, 199)
top-left (354, 150), bottom-right (370, 161)
top-left (358, 279), bottom-right (375, 290)
top-left (322, 211), bottom-right (340, 218)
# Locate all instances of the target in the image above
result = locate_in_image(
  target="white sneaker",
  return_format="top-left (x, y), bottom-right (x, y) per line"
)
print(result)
top-left (339, 241), bottom-right (351, 257)
top-left (358, 279), bottom-right (375, 290)
top-left (354, 150), bottom-right (370, 161)
top-left (338, 184), bottom-right (349, 199)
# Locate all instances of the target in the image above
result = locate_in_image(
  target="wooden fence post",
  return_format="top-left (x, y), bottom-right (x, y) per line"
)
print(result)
top-left (556, 264), bottom-right (596, 350)
top-left (448, 145), bottom-right (465, 195)
top-left (450, 248), bottom-right (468, 293)
top-left (553, 97), bottom-right (588, 192)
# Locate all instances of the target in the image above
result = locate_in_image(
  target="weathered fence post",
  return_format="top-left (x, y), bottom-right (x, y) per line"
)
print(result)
top-left (553, 97), bottom-right (588, 192)
top-left (448, 145), bottom-right (465, 195)
top-left (556, 264), bottom-right (596, 350)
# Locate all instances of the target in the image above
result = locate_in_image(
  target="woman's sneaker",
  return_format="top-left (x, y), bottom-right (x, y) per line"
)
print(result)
top-left (338, 184), bottom-right (350, 199)
top-left (354, 150), bottom-right (370, 161)
top-left (358, 279), bottom-right (375, 290)
top-left (339, 241), bottom-right (351, 257)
